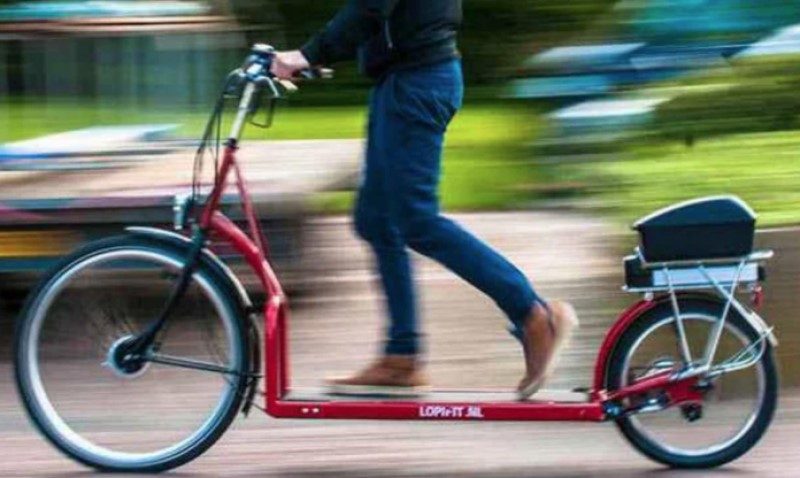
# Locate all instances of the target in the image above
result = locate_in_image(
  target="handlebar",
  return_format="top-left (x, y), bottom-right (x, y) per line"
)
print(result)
top-left (192, 43), bottom-right (327, 205)
top-left (221, 43), bottom-right (333, 138)
top-left (238, 43), bottom-right (332, 95)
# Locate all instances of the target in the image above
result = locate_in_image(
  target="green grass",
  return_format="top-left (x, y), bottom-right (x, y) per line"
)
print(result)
top-left (10, 98), bottom-right (797, 226)
top-left (559, 131), bottom-right (800, 227)
top-left (0, 98), bottom-right (543, 212)
top-left (0, 98), bottom-right (368, 142)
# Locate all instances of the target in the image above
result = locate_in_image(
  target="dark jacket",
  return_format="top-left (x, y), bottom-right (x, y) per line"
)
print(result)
top-left (301, 0), bottom-right (462, 79)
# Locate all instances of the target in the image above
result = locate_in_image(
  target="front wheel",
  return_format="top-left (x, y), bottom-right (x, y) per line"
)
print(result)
top-left (14, 236), bottom-right (250, 472)
top-left (606, 297), bottom-right (778, 468)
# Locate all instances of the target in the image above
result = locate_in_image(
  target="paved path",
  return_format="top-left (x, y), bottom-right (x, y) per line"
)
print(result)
top-left (1, 212), bottom-right (798, 477)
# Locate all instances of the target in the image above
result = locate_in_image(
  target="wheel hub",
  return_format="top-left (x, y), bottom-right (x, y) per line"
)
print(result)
top-left (105, 335), bottom-right (151, 379)
top-left (681, 403), bottom-right (704, 422)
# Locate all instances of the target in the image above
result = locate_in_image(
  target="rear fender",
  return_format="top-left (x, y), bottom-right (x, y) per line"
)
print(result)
top-left (591, 298), bottom-right (657, 397)
top-left (591, 292), bottom-right (777, 397)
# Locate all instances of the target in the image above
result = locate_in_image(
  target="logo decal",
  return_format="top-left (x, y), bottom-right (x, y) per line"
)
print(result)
top-left (419, 405), bottom-right (484, 419)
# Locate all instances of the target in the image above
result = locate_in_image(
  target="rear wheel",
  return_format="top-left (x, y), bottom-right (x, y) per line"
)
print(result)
top-left (606, 298), bottom-right (777, 468)
top-left (14, 236), bottom-right (249, 472)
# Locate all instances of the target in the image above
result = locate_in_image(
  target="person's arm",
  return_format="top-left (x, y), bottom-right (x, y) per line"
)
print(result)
top-left (301, 0), bottom-right (373, 67)
top-left (271, 0), bottom-right (400, 79)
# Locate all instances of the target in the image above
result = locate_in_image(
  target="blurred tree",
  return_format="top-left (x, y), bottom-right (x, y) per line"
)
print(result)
top-left (233, 0), bottom-right (616, 83)
top-left (0, 0), bottom-right (616, 102)
top-left (459, 0), bottom-right (616, 82)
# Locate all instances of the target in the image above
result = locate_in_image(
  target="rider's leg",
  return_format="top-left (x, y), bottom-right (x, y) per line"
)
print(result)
top-left (331, 59), bottom-right (578, 398)
top-left (326, 81), bottom-right (428, 396)
top-left (353, 84), bottom-right (421, 358)
top-left (383, 61), bottom-right (540, 333)
top-left (381, 60), bottom-right (579, 398)
top-left (353, 199), bottom-right (420, 356)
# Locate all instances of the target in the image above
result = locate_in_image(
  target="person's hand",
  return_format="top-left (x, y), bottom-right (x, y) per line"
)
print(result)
top-left (270, 50), bottom-right (311, 79)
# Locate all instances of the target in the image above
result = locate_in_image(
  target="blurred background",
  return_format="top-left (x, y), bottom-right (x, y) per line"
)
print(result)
top-left (3, 0), bottom-right (800, 216)
top-left (1, 1), bottom-right (800, 475)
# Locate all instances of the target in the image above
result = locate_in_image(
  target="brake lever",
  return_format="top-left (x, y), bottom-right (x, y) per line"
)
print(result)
top-left (296, 68), bottom-right (334, 80)
top-left (278, 79), bottom-right (298, 93)
top-left (277, 67), bottom-right (334, 94)
top-left (255, 76), bottom-right (281, 98)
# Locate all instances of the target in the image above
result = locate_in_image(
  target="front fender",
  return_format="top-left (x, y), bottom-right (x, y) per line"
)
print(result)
top-left (125, 227), bottom-right (262, 416)
top-left (126, 227), bottom-right (252, 310)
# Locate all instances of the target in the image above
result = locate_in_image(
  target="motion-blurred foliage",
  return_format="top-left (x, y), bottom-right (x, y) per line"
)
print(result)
top-left (653, 55), bottom-right (800, 142)
top-left (234, 0), bottom-right (616, 84)
top-left (564, 130), bottom-right (800, 227)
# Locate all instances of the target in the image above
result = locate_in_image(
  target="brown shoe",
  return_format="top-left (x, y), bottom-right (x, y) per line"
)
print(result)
top-left (326, 355), bottom-right (429, 397)
top-left (517, 300), bottom-right (579, 400)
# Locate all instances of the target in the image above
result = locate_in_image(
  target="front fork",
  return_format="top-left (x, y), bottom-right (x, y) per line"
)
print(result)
top-left (124, 227), bottom-right (207, 358)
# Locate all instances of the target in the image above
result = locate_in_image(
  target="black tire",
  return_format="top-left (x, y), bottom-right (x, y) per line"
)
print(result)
top-left (606, 297), bottom-right (778, 469)
top-left (14, 235), bottom-right (250, 473)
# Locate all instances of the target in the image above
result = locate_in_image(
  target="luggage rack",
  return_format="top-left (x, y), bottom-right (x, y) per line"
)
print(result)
top-left (624, 248), bottom-right (773, 294)
top-left (623, 247), bottom-right (777, 375)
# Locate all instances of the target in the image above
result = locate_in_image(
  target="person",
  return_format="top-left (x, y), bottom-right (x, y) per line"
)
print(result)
top-left (270, 0), bottom-right (578, 400)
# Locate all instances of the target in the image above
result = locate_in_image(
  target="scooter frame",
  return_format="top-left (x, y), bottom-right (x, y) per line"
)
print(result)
top-left (187, 80), bottom-right (710, 424)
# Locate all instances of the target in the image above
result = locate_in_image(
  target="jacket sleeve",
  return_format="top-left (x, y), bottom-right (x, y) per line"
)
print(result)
top-left (301, 0), bottom-right (400, 66)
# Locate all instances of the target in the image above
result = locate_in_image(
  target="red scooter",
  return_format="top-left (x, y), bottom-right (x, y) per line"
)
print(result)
top-left (14, 44), bottom-right (779, 473)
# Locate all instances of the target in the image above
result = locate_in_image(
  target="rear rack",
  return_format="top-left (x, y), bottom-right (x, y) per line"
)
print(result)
top-left (622, 247), bottom-right (777, 373)
top-left (624, 248), bottom-right (772, 294)
top-left (638, 248), bottom-right (773, 269)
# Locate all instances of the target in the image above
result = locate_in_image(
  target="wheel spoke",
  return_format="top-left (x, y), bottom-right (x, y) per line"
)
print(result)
top-left (144, 352), bottom-right (239, 375)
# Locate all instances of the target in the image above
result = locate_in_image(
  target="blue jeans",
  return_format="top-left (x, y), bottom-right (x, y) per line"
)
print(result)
top-left (354, 59), bottom-right (541, 355)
